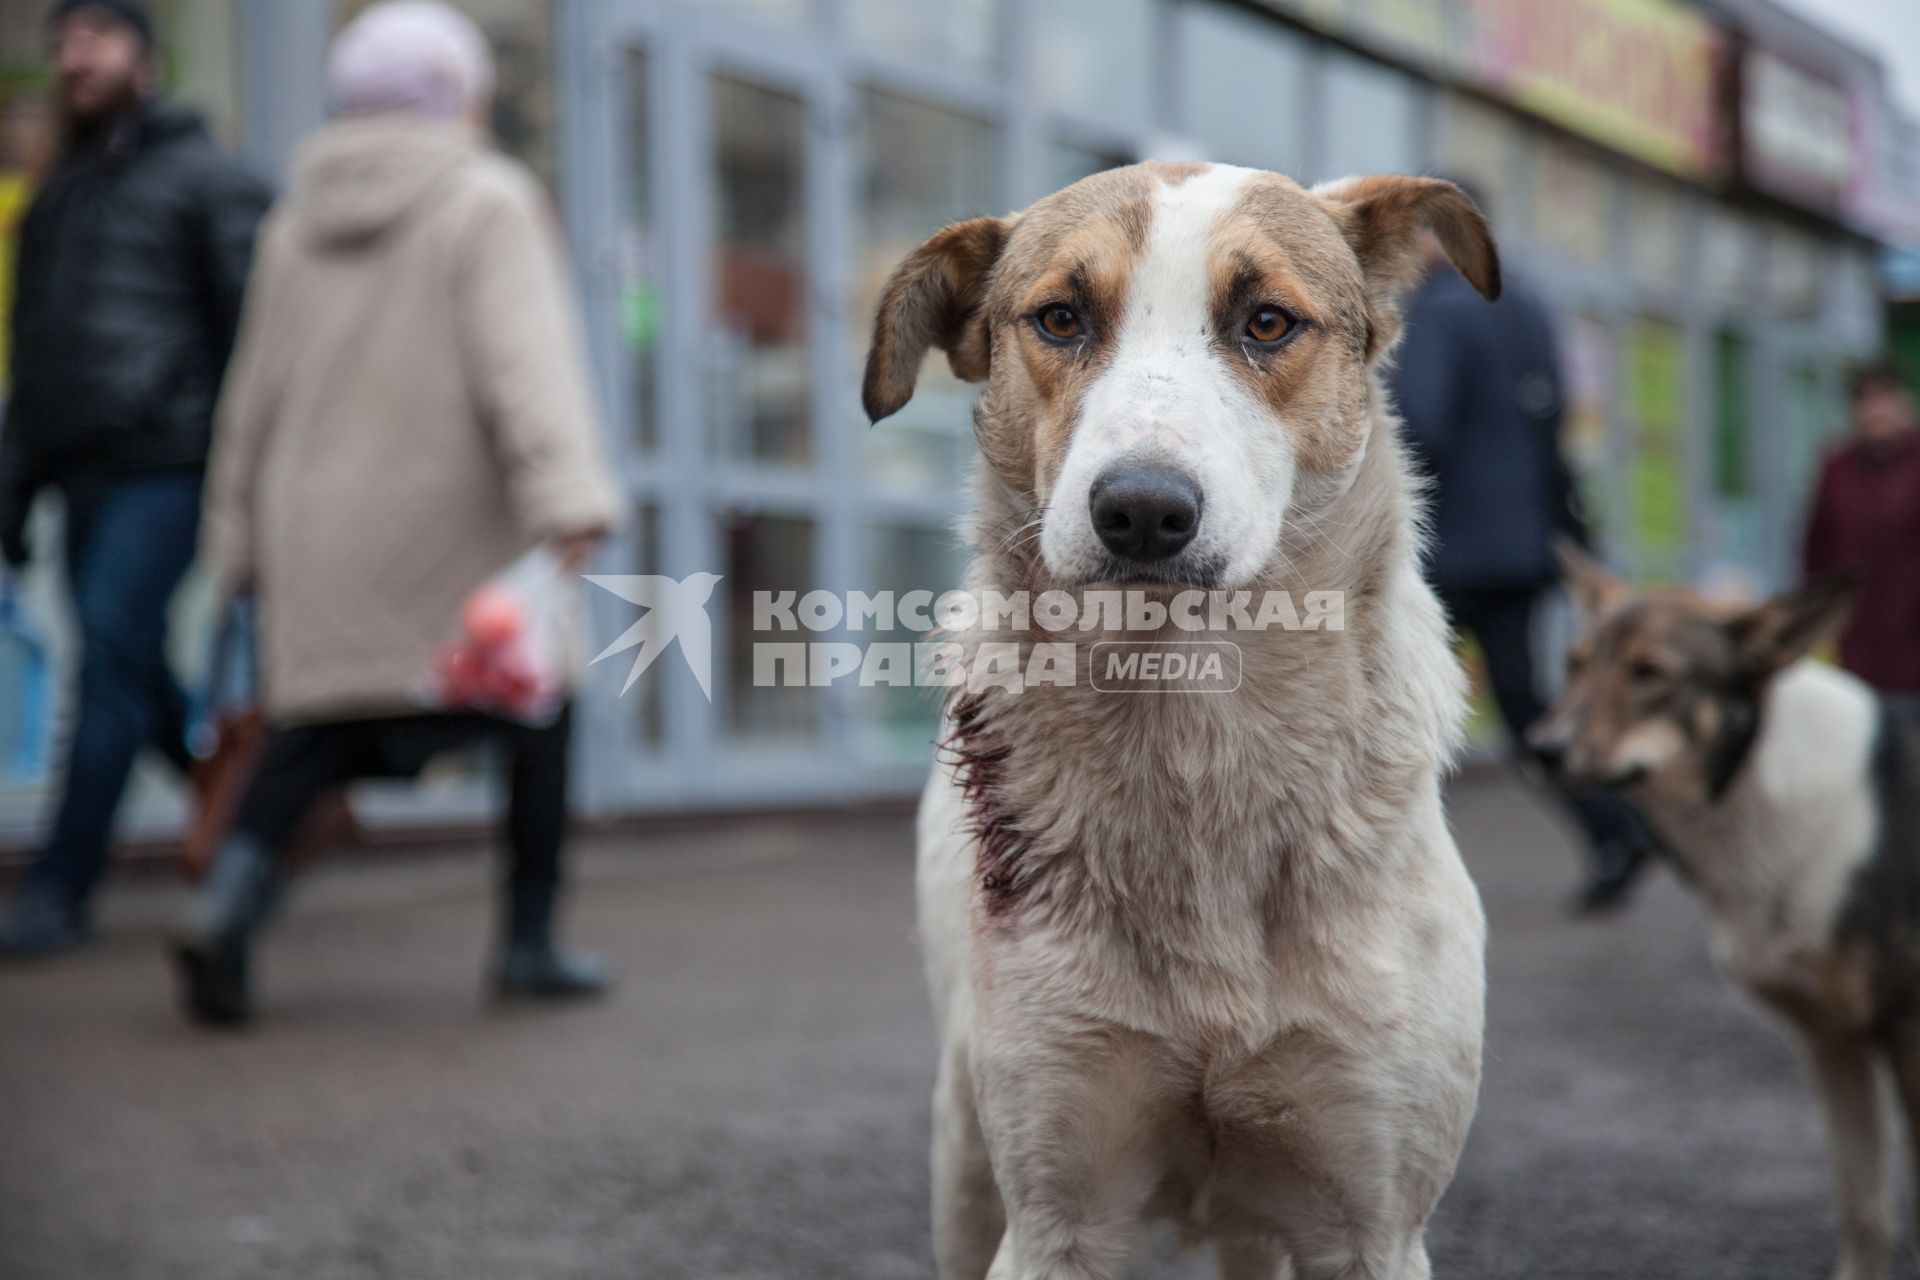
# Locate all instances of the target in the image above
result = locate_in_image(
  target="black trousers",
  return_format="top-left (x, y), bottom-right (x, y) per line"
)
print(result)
top-left (1439, 587), bottom-right (1660, 866)
top-left (230, 706), bottom-right (572, 944)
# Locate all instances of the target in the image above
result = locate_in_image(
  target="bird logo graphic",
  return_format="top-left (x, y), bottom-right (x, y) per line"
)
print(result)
top-left (584, 573), bottom-right (723, 701)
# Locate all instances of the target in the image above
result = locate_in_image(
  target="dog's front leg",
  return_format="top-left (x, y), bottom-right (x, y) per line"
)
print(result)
top-left (1876, 1025), bottom-right (1920, 1270)
top-left (933, 1038), bottom-right (1005, 1280)
top-left (972, 1019), bottom-right (1164, 1280)
top-left (1797, 1024), bottom-right (1895, 1280)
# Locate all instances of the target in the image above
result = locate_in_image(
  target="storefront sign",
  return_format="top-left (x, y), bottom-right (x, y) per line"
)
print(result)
top-left (1473, 0), bottom-right (1724, 180)
top-left (1257, 0), bottom-right (1727, 180)
top-left (1849, 80), bottom-right (1920, 250)
top-left (1740, 46), bottom-right (1852, 212)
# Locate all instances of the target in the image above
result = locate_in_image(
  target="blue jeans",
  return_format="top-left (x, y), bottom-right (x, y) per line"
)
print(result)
top-left (26, 471), bottom-right (201, 915)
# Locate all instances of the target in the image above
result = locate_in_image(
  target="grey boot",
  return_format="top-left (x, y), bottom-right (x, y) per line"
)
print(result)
top-left (171, 837), bottom-right (283, 1027)
top-left (0, 887), bottom-right (88, 959)
top-left (491, 942), bottom-right (611, 1001)
top-left (490, 880), bottom-right (610, 1001)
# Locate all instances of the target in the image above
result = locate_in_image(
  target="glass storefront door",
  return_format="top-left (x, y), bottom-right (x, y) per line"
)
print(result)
top-left (591, 10), bottom-right (990, 812)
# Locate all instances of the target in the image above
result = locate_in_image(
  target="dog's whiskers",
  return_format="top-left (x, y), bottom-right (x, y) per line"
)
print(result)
top-left (991, 515), bottom-right (1046, 559)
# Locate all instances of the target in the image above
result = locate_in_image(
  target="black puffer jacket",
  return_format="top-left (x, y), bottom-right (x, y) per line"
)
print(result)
top-left (0, 103), bottom-right (270, 564)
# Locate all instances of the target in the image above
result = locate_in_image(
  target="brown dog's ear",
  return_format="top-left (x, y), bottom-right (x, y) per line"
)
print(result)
top-left (861, 216), bottom-right (1011, 423)
top-left (1314, 175), bottom-right (1500, 357)
top-left (1555, 536), bottom-right (1626, 623)
top-left (1730, 575), bottom-right (1858, 677)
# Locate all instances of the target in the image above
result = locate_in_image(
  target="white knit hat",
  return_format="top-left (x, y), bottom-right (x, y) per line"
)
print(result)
top-left (327, 1), bottom-right (495, 121)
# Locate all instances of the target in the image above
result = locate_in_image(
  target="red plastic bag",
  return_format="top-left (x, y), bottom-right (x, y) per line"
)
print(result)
top-left (426, 548), bottom-right (577, 725)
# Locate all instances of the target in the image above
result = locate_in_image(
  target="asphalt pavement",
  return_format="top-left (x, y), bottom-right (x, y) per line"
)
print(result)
top-left (0, 772), bottom-right (1909, 1279)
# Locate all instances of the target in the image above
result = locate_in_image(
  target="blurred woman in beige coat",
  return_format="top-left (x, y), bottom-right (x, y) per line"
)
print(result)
top-left (176, 1), bottom-right (621, 1026)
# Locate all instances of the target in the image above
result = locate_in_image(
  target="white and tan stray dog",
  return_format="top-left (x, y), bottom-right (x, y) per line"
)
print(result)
top-left (862, 163), bottom-right (1498, 1280)
top-left (1533, 551), bottom-right (1920, 1280)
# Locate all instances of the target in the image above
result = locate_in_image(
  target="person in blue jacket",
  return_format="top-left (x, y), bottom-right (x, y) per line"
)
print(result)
top-left (1391, 178), bottom-right (1661, 913)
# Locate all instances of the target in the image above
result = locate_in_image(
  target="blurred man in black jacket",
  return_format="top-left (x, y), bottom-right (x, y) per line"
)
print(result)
top-left (0, 0), bottom-right (269, 956)
top-left (1392, 180), bottom-right (1661, 914)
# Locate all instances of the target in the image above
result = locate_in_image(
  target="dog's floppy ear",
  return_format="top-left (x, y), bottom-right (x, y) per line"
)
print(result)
top-left (1729, 575), bottom-right (1858, 677)
top-left (1314, 175), bottom-right (1500, 358)
top-left (1555, 537), bottom-right (1627, 624)
top-left (862, 215), bottom-right (1011, 423)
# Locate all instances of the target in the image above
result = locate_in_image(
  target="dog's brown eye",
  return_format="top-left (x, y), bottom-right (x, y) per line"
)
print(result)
top-left (1628, 660), bottom-right (1663, 684)
top-left (1036, 305), bottom-right (1081, 341)
top-left (1246, 307), bottom-right (1293, 344)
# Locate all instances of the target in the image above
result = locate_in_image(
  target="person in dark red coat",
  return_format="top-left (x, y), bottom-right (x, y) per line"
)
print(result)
top-left (1804, 361), bottom-right (1920, 695)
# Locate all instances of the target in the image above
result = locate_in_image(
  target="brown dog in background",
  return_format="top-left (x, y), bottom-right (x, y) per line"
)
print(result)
top-left (1534, 546), bottom-right (1920, 1280)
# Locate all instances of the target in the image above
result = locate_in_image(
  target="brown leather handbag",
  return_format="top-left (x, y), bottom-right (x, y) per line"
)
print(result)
top-left (182, 598), bottom-right (355, 878)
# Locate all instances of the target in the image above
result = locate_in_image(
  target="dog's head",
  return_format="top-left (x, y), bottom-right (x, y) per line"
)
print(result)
top-left (1530, 543), bottom-right (1857, 800)
top-left (862, 163), bottom-right (1498, 589)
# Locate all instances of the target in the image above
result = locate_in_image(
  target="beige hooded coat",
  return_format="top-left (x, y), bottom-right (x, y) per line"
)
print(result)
top-left (202, 116), bottom-right (621, 722)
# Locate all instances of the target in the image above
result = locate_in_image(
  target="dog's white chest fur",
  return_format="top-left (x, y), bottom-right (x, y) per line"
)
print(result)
top-left (1644, 663), bottom-right (1882, 1008)
top-left (917, 523), bottom-right (1485, 1275)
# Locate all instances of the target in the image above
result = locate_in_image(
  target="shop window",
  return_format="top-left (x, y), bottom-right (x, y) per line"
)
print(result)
top-left (1626, 179), bottom-right (1690, 298)
top-left (1533, 139), bottom-right (1615, 268)
top-left (1826, 245), bottom-right (1881, 348)
top-left (1624, 317), bottom-right (1688, 581)
top-left (1761, 223), bottom-right (1821, 320)
top-left (159, 0), bottom-right (243, 147)
top-left (1701, 207), bottom-right (1755, 305)
top-left (847, 0), bottom-right (998, 76)
top-left (857, 523), bottom-right (966, 763)
top-left (1711, 332), bottom-right (1752, 502)
top-left (1704, 330), bottom-right (1761, 581)
top-left (853, 90), bottom-right (999, 492)
top-left (1784, 364), bottom-right (1841, 524)
top-left (723, 513), bottom-right (818, 741)
top-left (709, 75), bottom-right (811, 467)
top-left (0, 5), bottom-right (40, 72)
top-left (1031, 0), bottom-right (1154, 133)
top-left (1562, 314), bottom-right (1618, 544)
top-left (1318, 50), bottom-right (1419, 182)
top-left (1177, 1), bottom-right (1307, 174)
top-left (1432, 94), bottom-right (1518, 233)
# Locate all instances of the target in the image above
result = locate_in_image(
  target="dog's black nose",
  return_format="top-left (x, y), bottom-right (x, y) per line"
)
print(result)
top-left (1089, 465), bottom-right (1202, 562)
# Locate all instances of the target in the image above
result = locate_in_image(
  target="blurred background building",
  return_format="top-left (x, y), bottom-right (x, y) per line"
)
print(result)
top-left (1, 0), bottom-right (1918, 841)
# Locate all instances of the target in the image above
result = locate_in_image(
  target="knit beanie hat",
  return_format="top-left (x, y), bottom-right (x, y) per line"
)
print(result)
top-left (326, 1), bottom-right (495, 121)
top-left (47, 0), bottom-right (155, 48)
